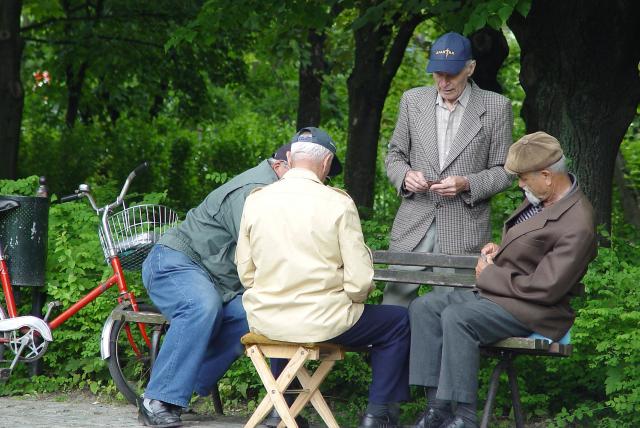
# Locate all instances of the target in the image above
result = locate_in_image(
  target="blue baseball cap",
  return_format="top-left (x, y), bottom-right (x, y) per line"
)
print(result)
top-left (290, 127), bottom-right (343, 177)
top-left (426, 32), bottom-right (473, 75)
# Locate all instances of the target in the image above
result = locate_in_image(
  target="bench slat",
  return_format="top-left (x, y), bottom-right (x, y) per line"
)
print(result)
top-left (374, 269), bottom-right (476, 288)
top-left (487, 337), bottom-right (550, 350)
top-left (373, 251), bottom-right (478, 269)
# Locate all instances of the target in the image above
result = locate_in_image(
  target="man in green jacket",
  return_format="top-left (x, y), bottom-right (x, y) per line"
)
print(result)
top-left (137, 144), bottom-right (290, 428)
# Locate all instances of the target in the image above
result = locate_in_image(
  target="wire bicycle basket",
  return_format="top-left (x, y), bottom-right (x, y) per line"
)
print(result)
top-left (99, 204), bottom-right (179, 270)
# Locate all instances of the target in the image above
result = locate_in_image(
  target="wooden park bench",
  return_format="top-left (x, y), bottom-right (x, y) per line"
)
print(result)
top-left (373, 250), bottom-right (573, 428)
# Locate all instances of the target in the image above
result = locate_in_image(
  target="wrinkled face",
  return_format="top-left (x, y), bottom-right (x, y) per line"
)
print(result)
top-left (433, 61), bottom-right (476, 104)
top-left (518, 171), bottom-right (552, 204)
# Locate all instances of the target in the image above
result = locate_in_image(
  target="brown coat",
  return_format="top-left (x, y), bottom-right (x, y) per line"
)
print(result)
top-left (477, 188), bottom-right (597, 340)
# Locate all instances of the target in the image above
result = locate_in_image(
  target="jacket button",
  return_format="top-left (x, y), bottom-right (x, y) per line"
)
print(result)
top-left (435, 202), bottom-right (442, 209)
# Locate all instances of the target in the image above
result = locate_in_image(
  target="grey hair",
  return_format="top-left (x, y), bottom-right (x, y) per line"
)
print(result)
top-left (465, 59), bottom-right (476, 68)
top-left (290, 141), bottom-right (332, 163)
top-left (546, 155), bottom-right (568, 174)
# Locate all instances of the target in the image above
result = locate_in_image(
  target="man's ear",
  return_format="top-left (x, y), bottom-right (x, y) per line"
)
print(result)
top-left (323, 154), bottom-right (333, 174)
top-left (286, 151), bottom-right (292, 165)
top-left (466, 60), bottom-right (476, 78)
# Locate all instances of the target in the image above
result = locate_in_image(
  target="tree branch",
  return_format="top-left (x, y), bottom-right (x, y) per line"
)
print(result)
top-left (381, 12), bottom-right (429, 87)
top-left (21, 12), bottom-right (180, 33)
top-left (22, 35), bottom-right (163, 49)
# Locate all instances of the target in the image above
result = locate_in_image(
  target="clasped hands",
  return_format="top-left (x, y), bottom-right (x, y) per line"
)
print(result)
top-left (404, 170), bottom-right (468, 197)
top-left (475, 242), bottom-right (500, 279)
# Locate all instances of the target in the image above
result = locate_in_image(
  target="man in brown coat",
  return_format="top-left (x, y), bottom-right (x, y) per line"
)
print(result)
top-left (408, 132), bottom-right (597, 428)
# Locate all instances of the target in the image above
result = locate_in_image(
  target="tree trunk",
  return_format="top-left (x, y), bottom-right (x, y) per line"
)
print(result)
top-left (469, 26), bottom-right (509, 94)
top-left (0, 0), bottom-right (24, 179)
top-left (296, 29), bottom-right (326, 129)
top-left (509, 0), bottom-right (640, 230)
top-left (65, 62), bottom-right (88, 128)
top-left (345, 12), bottom-right (424, 215)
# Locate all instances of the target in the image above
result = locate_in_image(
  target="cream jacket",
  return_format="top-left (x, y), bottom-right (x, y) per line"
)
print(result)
top-left (236, 168), bottom-right (374, 342)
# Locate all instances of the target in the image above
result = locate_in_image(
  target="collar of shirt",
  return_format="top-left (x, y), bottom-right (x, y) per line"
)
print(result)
top-left (435, 81), bottom-right (472, 110)
top-left (282, 167), bottom-right (323, 184)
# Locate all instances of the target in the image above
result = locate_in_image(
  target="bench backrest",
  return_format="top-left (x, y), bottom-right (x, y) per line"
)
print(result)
top-left (372, 250), bottom-right (477, 288)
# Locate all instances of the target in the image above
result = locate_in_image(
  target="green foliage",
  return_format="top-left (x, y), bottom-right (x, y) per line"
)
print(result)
top-left (0, 175), bottom-right (40, 196)
top-left (619, 114), bottom-right (640, 191)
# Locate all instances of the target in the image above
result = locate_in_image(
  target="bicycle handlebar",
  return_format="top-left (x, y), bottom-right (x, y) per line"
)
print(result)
top-left (133, 161), bottom-right (149, 176)
top-left (59, 193), bottom-right (83, 203)
top-left (117, 161), bottom-right (148, 204)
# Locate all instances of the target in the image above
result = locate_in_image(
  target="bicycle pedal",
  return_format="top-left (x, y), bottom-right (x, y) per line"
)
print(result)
top-left (0, 368), bottom-right (11, 381)
top-left (43, 301), bottom-right (62, 321)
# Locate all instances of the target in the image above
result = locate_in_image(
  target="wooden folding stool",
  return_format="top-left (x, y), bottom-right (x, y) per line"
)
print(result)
top-left (241, 332), bottom-right (345, 428)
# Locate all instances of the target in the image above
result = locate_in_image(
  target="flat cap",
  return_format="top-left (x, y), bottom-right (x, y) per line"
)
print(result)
top-left (505, 131), bottom-right (563, 174)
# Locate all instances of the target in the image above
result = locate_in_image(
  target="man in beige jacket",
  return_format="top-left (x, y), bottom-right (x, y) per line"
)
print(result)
top-left (236, 127), bottom-right (410, 428)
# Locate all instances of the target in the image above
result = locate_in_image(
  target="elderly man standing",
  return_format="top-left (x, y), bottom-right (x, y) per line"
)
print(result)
top-left (137, 145), bottom-right (291, 428)
top-left (408, 132), bottom-right (597, 428)
top-left (384, 31), bottom-right (513, 306)
top-left (237, 127), bottom-right (411, 428)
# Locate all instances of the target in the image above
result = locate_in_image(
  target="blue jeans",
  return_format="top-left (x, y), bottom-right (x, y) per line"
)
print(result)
top-left (142, 245), bottom-right (249, 407)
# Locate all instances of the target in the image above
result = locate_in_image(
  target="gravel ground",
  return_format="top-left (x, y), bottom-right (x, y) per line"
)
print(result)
top-left (0, 392), bottom-right (249, 428)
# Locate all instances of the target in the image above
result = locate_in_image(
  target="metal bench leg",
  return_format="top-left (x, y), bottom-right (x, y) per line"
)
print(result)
top-left (212, 383), bottom-right (224, 415)
top-left (506, 358), bottom-right (524, 428)
top-left (480, 356), bottom-right (508, 428)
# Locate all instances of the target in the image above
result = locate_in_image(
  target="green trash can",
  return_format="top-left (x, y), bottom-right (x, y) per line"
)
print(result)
top-left (0, 195), bottom-right (49, 287)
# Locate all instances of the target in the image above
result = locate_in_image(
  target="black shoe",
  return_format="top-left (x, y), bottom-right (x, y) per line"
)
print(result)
top-left (137, 398), bottom-right (183, 428)
top-left (413, 407), bottom-right (451, 428)
top-left (439, 416), bottom-right (466, 428)
top-left (358, 413), bottom-right (398, 428)
top-left (260, 407), bottom-right (310, 428)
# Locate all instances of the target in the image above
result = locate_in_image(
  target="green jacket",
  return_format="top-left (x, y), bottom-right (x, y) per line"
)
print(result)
top-left (159, 160), bottom-right (278, 302)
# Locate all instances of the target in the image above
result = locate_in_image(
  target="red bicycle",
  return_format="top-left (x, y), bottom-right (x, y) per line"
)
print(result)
top-left (0, 163), bottom-right (177, 404)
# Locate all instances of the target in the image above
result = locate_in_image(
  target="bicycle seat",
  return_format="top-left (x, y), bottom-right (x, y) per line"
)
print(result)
top-left (0, 199), bottom-right (20, 213)
top-left (0, 316), bottom-right (53, 342)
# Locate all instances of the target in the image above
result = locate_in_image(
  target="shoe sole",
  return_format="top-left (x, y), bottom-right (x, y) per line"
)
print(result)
top-left (138, 411), bottom-right (183, 428)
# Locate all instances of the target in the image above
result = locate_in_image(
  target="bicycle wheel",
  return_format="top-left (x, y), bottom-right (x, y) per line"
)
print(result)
top-left (107, 303), bottom-right (167, 405)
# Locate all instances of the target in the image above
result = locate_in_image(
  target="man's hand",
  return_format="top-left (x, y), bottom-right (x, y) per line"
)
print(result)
top-left (429, 176), bottom-right (469, 197)
top-left (476, 242), bottom-right (499, 279)
top-left (404, 170), bottom-right (432, 193)
top-left (475, 253), bottom-right (494, 279)
top-left (481, 242), bottom-right (500, 258)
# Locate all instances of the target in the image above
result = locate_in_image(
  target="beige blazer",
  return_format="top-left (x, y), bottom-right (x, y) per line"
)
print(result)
top-left (236, 168), bottom-right (374, 342)
top-left (477, 188), bottom-right (597, 340)
top-left (385, 82), bottom-right (513, 254)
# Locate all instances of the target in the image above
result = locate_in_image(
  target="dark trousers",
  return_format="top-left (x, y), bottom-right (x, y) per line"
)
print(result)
top-left (409, 289), bottom-right (531, 403)
top-left (272, 304), bottom-right (410, 404)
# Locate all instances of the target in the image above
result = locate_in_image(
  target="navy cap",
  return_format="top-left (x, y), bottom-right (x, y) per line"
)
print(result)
top-left (272, 143), bottom-right (291, 161)
top-left (426, 32), bottom-right (473, 75)
top-left (290, 127), bottom-right (343, 177)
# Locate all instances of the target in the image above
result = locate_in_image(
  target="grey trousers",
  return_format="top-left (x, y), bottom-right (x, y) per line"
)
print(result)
top-left (383, 221), bottom-right (460, 307)
top-left (408, 289), bottom-right (531, 403)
